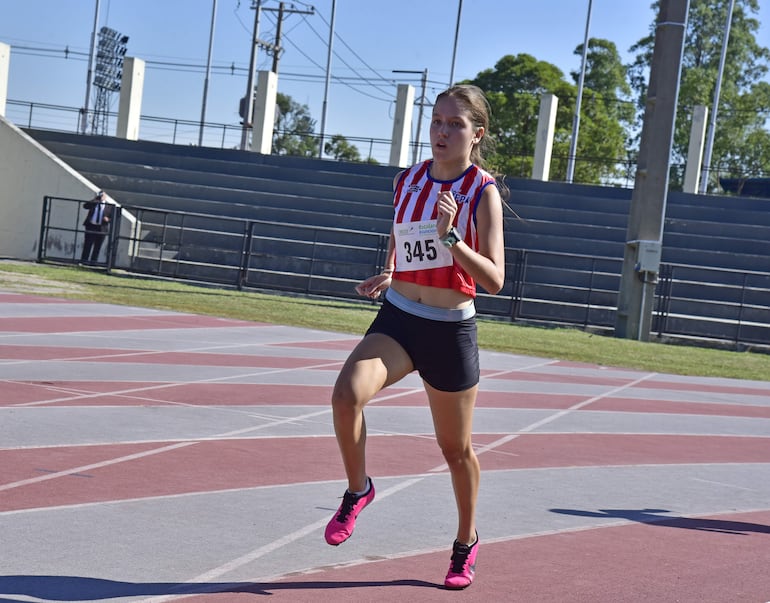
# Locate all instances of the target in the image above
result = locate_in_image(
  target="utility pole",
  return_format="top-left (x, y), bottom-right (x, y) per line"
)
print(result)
top-left (239, 1), bottom-right (313, 150)
top-left (698, 0), bottom-right (734, 194)
top-left (449, 0), bottom-right (463, 86)
top-left (240, 0), bottom-right (262, 151)
top-left (262, 1), bottom-right (313, 73)
top-left (615, 0), bottom-right (690, 341)
top-left (566, 0), bottom-right (592, 183)
top-left (318, 0), bottom-right (336, 158)
top-left (271, 2), bottom-right (285, 73)
top-left (199, 0), bottom-right (218, 146)
top-left (81, 0), bottom-right (101, 135)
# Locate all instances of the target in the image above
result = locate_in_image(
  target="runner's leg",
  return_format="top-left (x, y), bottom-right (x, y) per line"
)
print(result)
top-left (426, 382), bottom-right (480, 544)
top-left (331, 332), bottom-right (413, 492)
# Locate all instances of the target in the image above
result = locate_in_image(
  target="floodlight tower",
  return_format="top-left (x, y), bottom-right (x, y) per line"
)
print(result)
top-left (91, 26), bottom-right (129, 135)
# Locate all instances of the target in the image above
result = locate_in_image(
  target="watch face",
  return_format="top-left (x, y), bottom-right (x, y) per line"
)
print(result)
top-left (441, 228), bottom-right (460, 247)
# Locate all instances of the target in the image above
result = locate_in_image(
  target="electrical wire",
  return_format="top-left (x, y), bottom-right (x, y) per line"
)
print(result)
top-left (282, 19), bottom-right (393, 101)
top-left (303, 12), bottom-right (395, 94)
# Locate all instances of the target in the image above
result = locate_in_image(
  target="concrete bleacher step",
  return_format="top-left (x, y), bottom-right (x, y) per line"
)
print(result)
top-left (76, 171), bottom-right (394, 224)
top-left (510, 189), bottom-right (631, 216)
top-left (664, 218), bottom-right (769, 240)
top-left (505, 176), bottom-right (631, 201)
top-left (510, 182), bottom-right (770, 229)
top-left (666, 203), bottom-right (770, 228)
top-left (113, 189), bottom-right (391, 233)
top-left (509, 205), bottom-right (629, 228)
top-left (507, 219), bottom-right (626, 244)
top-left (663, 231), bottom-right (768, 256)
top-left (61, 156), bottom-right (395, 207)
top-left (660, 247), bottom-right (769, 272)
top-left (509, 232), bottom-right (625, 257)
top-left (26, 128), bottom-right (400, 190)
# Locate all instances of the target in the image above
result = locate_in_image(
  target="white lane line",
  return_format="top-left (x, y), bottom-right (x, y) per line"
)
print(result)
top-left (0, 400), bottom-right (336, 491)
top-left (0, 371), bottom-right (664, 490)
top-left (429, 371), bottom-right (660, 473)
top-left (0, 403), bottom-right (345, 490)
top-left (140, 369), bottom-right (670, 596)
top-left (1, 330), bottom-right (664, 594)
top-left (516, 371), bottom-right (660, 433)
top-left (138, 478), bottom-right (424, 603)
top-left (0, 341), bottom-right (348, 365)
top-left (481, 358), bottom-right (560, 379)
top-left (0, 442), bottom-right (195, 492)
top-left (690, 477), bottom-right (758, 491)
top-left (8, 361), bottom-right (344, 407)
top-left (369, 387), bottom-right (425, 403)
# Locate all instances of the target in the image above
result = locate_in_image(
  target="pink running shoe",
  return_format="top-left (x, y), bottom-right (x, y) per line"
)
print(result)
top-left (324, 478), bottom-right (375, 546)
top-left (444, 532), bottom-right (478, 589)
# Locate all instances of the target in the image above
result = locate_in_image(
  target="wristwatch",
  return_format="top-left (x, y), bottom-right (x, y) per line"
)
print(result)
top-left (440, 227), bottom-right (462, 248)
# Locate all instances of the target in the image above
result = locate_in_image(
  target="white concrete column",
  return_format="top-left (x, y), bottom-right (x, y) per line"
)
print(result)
top-left (251, 70), bottom-right (278, 154)
top-left (389, 84), bottom-right (415, 167)
top-left (532, 93), bottom-right (558, 181)
top-left (116, 57), bottom-right (145, 140)
top-left (683, 104), bottom-right (708, 194)
top-left (0, 42), bottom-right (10, 118)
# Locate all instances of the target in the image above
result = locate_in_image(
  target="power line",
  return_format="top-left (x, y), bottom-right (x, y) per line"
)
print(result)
top-left (10, 3), bottom-right (415, 108)
top-left (11, 44), bottom-right (90, 59)
top-left (309, 11), bottom-right (396, 91)
top-left (280, 19), bottom-right (393, 102)
top-left (12, 42), bottom-right (770, 114)
top-left (7, 43), bottom-right (399, 86)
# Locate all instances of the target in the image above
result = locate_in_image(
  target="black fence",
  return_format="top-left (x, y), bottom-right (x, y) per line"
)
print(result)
top-left (38, 196), bottom-right (770, 350)
top-left (37, 195), bottom-right (120, 266)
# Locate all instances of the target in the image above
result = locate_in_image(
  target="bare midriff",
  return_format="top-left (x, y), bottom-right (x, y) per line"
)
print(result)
top-left (390, 279), bottom-right (473, 310)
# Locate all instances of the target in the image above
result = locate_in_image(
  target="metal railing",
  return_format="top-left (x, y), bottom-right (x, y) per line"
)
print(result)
top-left (655, 263), bottom-right (770, 348)
top-left (37, 196), bottom-right (770, 349)
top-left (7, 99), bottom-right (400, 165)
top-left (9, 98), bottom-right (766, 188)
top-left (37, 194), bottom-right (120, 266)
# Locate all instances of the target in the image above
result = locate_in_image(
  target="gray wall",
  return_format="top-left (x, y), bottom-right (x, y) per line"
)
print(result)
top-left (0, 117), bottom-right (135, 260)
top-left (0, 116), bottom-right (99, 259)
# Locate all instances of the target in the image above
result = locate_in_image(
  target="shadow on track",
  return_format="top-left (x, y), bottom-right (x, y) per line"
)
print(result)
top-left (0, 574), bottom-right (441, 600)
top-left (549, 507), bottom-right (770, 535)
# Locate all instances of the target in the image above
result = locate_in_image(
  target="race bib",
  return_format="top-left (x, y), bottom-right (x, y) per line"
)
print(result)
top-left (394, 220), bottom-right (454, 272)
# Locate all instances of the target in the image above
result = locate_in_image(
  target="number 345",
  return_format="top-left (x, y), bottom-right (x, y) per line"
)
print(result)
top-left (403, 239), bottom-right (438, 263)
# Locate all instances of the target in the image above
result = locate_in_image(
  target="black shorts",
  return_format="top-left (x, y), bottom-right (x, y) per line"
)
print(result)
top-left (366, 292), bottom-right (479, 392)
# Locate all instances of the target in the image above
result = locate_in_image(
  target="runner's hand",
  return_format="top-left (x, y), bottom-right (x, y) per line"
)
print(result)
top-left (355, 273), bottom-right (391, 299)
top-left (436, 190), bottom-right (457, 237)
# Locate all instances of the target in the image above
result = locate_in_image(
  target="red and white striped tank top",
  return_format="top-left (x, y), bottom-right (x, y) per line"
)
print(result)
top-left (391, 160), bottom-right (496, 297)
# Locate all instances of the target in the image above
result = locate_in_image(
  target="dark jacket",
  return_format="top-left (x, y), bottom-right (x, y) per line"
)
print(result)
top-left (82, 197), bottom-right (114, 233)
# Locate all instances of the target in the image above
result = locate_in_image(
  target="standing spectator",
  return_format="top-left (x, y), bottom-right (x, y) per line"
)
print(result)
top-left (81, 190), bottom-right (113, 264)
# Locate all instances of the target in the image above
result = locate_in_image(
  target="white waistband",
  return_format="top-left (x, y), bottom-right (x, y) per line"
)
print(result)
top-left (385, 287), bottom-right (476, 322)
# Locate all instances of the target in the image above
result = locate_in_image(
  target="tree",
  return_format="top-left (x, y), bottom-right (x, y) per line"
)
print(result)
top-left (562, 39), bottom-right (636, 184)
top-left (272, 93), bottom-right (318, 157)
top-left (574, 39), bottom-right (633, 102)
top-left (629, 0), bottom-right (770, 190)
top-left (324, 134), bottom-right (362, 162)
top-left (465, 47), bottom-right (633, 184)
top-left (469, 54), bottom-right (569, 178)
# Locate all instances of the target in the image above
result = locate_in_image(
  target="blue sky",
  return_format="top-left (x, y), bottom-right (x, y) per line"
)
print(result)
top-left (1, 0), bottom-right (768, 154)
